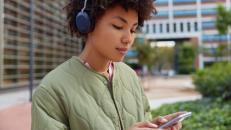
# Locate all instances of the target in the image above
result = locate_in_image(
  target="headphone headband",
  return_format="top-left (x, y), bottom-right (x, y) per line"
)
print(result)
top-left (81, 0), bottom-right (88, 12)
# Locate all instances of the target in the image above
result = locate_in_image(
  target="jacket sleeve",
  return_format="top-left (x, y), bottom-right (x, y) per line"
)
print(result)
top-left (32, 85), bottom-right (69, 130)
top-left (138, 79), bottom-right (152, 121)
top-left (142, 90), bottom-right (152, 121)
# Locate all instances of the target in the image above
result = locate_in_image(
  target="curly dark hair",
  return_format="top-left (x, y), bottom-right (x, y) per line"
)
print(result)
top-left (64, 0), bottom-right (156, 38)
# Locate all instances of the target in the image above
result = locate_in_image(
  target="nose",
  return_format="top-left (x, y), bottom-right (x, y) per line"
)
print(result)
top-left (121, 31), bottom-right (133, 45)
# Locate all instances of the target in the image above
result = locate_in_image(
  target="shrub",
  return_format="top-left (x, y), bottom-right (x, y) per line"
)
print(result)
top-left (151, 98), bottom-right (231, 130)
top-left (192, 62), bottom-right (231, 100)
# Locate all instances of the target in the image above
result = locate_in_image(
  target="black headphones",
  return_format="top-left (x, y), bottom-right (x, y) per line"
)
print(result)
top-left (75, 0), bottom-right (91, 34)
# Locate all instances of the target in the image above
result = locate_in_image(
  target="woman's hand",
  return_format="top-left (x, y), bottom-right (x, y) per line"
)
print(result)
top-left (151, 112), bottom-right (183, 130)
top-left (128, 112), bottom-right (183, 130)
top-left (128, 121), bottom-right (159, 130)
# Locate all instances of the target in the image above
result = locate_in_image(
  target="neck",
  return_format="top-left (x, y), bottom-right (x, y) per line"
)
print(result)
top-left (79, 43), bottom-right (111, 73)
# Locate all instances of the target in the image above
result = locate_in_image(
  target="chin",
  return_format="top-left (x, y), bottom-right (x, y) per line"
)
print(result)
top-left (111, 56), bottom-right (124, 62)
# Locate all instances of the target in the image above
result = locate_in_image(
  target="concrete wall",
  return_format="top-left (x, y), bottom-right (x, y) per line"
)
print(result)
top-left (0, 0), bottom-right (4, 88)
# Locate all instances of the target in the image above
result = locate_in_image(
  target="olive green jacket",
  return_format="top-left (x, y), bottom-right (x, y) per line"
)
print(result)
top-left (32, 56), bottom-right (151, 130)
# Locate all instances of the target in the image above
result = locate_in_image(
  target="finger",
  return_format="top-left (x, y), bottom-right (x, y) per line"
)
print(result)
top-left (157, 128), bottom-right (169, 130)
top-left (157, 116), bottom-right (168, 124)
top-left (163, 112), bottom-right (186, 120)
top-left (171, 122), bottom-right (182, 130)
top-left (141, 128), bottom-right (159, 130)
top-left (138, 128), bottom-right (157, 130)
top-left (161, 120), bottom-right (182, 130)
top-left (177, 122), bottom-right (182, 129)
top-left (151, 116), bottom-right (168, 124)
top-left (167, 126), bottom-right (175, 130)
top-left (176, 122), bottom-right (182, 130)
top-left (135, 121), bottom-right (158, 128)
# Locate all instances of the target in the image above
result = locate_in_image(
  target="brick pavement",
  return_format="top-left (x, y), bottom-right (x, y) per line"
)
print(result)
top-left (0, 103), bottom-right (31, 130)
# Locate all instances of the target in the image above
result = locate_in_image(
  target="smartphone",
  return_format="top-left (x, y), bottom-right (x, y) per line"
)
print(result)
top-left (158, 112), bottom-right (192, 129)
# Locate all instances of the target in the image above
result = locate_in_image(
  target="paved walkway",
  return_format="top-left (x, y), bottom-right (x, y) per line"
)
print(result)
top-left (0, 88), bottom-right (31, 130)
top-left (142, 76), bottom-right (201, 108)
top-left (0, 103), bottom-right (31, 130)
top-left (0, 75), bottom-right (201, 130)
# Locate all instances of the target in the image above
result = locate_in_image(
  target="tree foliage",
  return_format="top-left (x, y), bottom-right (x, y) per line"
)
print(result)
top-left (133, 38), bottom-right (174, 72)
top-left (178, 43), bottom-right (197, 74)
top-left (216, 4), bottom-right (231, 34)
top-left (133, 40), bottom-right (156, 70)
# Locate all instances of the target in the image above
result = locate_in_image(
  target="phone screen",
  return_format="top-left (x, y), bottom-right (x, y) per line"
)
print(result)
top-left (158, 112), bottom-right (192, 129)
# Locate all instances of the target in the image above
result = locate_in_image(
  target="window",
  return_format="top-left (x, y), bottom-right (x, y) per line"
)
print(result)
top-left (153, 24), bottom-right (156, 33)
top-left (146, 24), bottom-right (149, 33)
top-left (166, 23), bottom-right (170, 33)
top-left (194, 22), bottom-right (198, 31)
top-left (180, 23), bottom-right (184, 32)
top-left (156, 11), bottom-right (169, 17)
top-left (160, 23), bottom-right (163, 33)
top-left (202, 34), bottom-right (227, 42)
top-left (173, 23), bottom-right (177, 32)
top-left (156, 0), bottom-right (169, 5)
top-left (187, 22), bottom-right (191, 32)
top-left (202, 8), bottom-right (217, 15)
top-left (202, 21), bottom-right (215, 29)
top-left (174, 9), bottom-right (197, 17)
top-left (173, 0), bottom-right (196, 3)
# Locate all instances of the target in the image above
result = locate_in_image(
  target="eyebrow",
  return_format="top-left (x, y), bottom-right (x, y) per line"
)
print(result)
top-left (112, 16), bottom-right (138, 26)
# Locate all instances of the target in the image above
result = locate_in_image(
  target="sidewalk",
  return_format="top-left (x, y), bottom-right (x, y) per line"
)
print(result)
top-left (0, 103), bottom-right (31, 130)
top-left (0, 75), bottom-right (201, 130)
top-left (142, 76), bottom-right (201, 109)
top-left (0, 88), bottom-right (31, 130)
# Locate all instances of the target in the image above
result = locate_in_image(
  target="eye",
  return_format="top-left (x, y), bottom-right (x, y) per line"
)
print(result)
top-left (112, 24), bottom-right (123, 30)
top-left (130, 30), bottom-right (136, 34)
top-left (130, 28), bottom-right (137, 34)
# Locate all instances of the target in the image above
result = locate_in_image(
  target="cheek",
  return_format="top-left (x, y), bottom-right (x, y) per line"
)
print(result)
top-left (127, 35), bottom-right (135, 48)
top-left (98, 25), bottom-right (121, 41)
top-left (131, 36), bottom-right (135, 43)
top-left (92, 29), bottom-right (115, 50)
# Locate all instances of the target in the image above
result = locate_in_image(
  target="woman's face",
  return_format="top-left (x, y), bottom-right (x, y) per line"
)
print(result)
top-left (87, 5), bottom-right (138, 62)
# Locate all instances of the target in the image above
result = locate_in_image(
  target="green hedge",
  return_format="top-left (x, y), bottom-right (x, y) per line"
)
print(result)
top-left (193, 62), bottom-right (231, 100)
top-left (151, 98), bottom-right (231, 130)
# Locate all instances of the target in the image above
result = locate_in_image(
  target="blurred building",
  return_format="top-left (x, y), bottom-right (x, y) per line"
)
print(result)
top-left (140, 0), bottom-right (231, 69)
top-left (0, 0), bottom-right (82, 89)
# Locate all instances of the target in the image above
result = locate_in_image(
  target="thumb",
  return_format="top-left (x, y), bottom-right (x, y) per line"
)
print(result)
top-left (135, 121), bottom-right (158, 128)
top-left (151, 116), bottom-right (168, 124)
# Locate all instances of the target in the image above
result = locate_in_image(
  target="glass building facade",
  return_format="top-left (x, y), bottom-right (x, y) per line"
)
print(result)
top-left (0, 0), bottom-right (82, 89)
top-left (143, 0), bottom-right (231, 68)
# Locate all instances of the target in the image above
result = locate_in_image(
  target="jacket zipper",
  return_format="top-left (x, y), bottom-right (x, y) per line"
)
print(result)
top-left (108, 80), bottom-right (124, 130)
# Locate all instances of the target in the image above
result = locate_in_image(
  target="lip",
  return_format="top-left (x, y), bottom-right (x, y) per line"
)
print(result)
top-left (116, 47), bottom-right (128, 55)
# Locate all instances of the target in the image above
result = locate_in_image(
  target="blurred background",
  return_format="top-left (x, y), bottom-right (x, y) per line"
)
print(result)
top-left (0, 0), bottom-right (230, 130)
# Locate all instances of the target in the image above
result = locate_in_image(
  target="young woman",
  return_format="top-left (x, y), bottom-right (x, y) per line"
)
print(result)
top-left (32, 0), bottom-right (183, 130)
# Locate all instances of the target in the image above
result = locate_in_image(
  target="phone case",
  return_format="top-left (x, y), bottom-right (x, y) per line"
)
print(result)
top-left (158, 112), bottom-right (192, 129)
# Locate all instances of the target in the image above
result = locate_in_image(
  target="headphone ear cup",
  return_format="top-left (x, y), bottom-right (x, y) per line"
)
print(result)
top-left (75, 11), bottom-right (91, 33)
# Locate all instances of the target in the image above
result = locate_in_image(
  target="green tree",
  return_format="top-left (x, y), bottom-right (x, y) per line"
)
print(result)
top-left (133, 39), bottom-right (175, 73)
top-left (216, 4), bottom-right (231, 34)
top-left (133, 41), bottom-right (156, 71)
top-left (216, 4), bottom-right (231, 61)
top-left (178, 43), bottom-right (197, 74)
top-left (214, 44), bottom-right (227, 61)
top-left (154, 47), bottom-right (174, 72)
